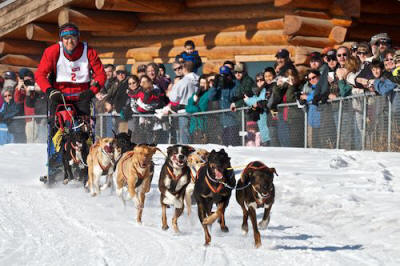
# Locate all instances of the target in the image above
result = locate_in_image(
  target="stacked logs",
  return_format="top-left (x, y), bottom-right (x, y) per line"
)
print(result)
top-left (1, 0), bottom-right (396, 73)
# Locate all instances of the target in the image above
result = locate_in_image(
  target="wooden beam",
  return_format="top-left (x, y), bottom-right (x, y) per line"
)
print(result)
top-left (90, 30), bottom-right (289, 48)
top-left (186, 0), bottom-right (273, 8)
top-left (1, 27), bottom-right (27, 40)
top-left (95, 0), bottom-right (184, 13)
top-left (356, 13), bottom-right (400, 26)
top-left (100, 58), bottom-right (136, 65)
top-left (0, 64), bottom-right (37, 74)
top-left (0, 54), bottom-right (40, 68)
top-left (293, 10), bottom-right (331, 19)
top-left (26, 23), bottom-right (59, 42)
top-left (288, 36), bottom-right (337, 48)
top-left (294, 46), bottom-right (322, 65)
top-left (137, 4), bottom-right (288, 22)
top-left (284, 15), bottom-right (334, 37)
top-left (361, 0), bottom-right (400, 15)
top-left (275, 0), bottom-right (361, 17)
top-left (274, 0), bottom-right (333, 9)
top-left (58, 7), bottom-right (138, 32)
top-left (26, 23), bottom-right (91, 43)
top-left (328, 26), bottom-right (347, 43)
top-left (0, 0), bottom-right (76, 37)
top-left (91, 18), bottom-right (284, 37)
top-left (97, 45), bottom-right (297, 61)
top-left (347, 24), bottom-right (400, 44)
top-left (0, 40), bottom-right (47, 55)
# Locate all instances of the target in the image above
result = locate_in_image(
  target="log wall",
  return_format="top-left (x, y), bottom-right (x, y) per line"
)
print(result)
top-left (0, 0), bottom-right (398, 73)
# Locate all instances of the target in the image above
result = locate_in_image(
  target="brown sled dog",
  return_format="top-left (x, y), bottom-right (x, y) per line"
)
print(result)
top-left (113, 144), bottom-right (158, 223)
top-left (86, 137), bottom-right (117, 196)
top-left (236, 161), bottom-right (278, 248)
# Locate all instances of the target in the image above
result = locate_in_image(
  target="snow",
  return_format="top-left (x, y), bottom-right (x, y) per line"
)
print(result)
top-left (1, 144), bottom-right (400, 266)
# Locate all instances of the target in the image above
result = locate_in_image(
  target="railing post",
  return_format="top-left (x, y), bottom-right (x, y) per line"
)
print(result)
top-left (99, 114), bottom-right (103, 138)
top-left (388, 95), bottom-right (392, 152)
top-left (304, 107), bottom-right (308, 148)
top-left (336, 99), bottom-right (343, 149)
top-left (362, 94), bottom-right (367, 150)
top-left (168, 115), bottom-right (172, 144)
top-left (241, 109), bottom-right (245, 146)
top-left (32, 116), bottom-right (36, 143)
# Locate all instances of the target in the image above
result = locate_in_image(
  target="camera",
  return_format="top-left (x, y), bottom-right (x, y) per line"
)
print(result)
top-left (279, 77), bottom-right (289, 83)
top-left (24, 79), bottom-right (35, 86)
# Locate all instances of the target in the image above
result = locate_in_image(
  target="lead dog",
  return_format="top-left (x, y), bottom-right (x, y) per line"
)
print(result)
top-left (86, 137), bottom-right (116, 196)
top-left (193, 149), bottom-right (236, 246)
top-left (158, 145), bottom-right (194, 232)
top-left (235, 161), bottom-right (277, 248)
top-left (113, 144), bottom-right (157, 223)
top-left (185, 148), bottom-right (209, 215)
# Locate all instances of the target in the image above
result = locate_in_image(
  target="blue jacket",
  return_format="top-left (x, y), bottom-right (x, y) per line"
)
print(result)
top-left (0, 100), bottom-right (22, 144)
top-left (306, 89), bottom-right (321, 128)
top-left (374, 78), bottom-right (397, 96)
top-left (244, 88), bottom-right (271, 143)
top-left (208, 84), bottom-right (239, 128)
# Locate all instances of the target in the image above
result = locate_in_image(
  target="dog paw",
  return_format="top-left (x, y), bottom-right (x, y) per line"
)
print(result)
top-left (220, 226), bottom-right (229, 233)
top-left (91, 192), bottom-right (97, 197)
top-left (100, 183), bottom-right (109, 191)
top-left (258, 221), bottom-right (267, 230)
top-left (241, 225), bottom-right (248, 235)
top-left (162, 225), bottom-right (169, 231)
top-left (255, 242), bottom-right (262, 249)
top-left (63, 179), bottom-right (69, 185)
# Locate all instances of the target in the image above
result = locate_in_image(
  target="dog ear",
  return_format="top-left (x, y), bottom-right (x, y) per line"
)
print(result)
top-left (269, 167), bottom-right (278, 176)
top-left (186, 145), bottom-right (196, 154)
top-left (240, 168), bottom-right (252, 184)
top-left (167, 146), bottom-right (174, 156)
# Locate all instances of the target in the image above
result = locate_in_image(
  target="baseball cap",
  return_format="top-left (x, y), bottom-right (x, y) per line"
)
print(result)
top-left (370, 33), bottom-right (391, 46)
top-left (219, 66), bottom-right (232, 75)
top-left (310, 52), bottom-right (322, 62)
top-left (326, 49), bottom-right (337, 60)
top-left (4, 71), bottom-right (17, 80)
top-left (275, 49), bottom-right (289, 59)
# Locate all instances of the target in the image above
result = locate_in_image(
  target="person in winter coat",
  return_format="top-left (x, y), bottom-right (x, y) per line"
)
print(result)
top-left (175, 40), bottom-right (202, 74)
top-left (35, 23), bottom-right (106, 117)
top-left (208, 66), bottom-right (240, 146)
top-left (243, 73), bottom-right (271, 146)
top-left (0, 88), bottom-right (23, 144)
top-left (185, 75), bottom-right (210, 144)
top-left (120, 75), bottom-right (141, 143)
top-left (230, 62), bottom-right (256, 111)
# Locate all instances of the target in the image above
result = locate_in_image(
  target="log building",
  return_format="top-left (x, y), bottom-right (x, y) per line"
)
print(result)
top-left (0, 0), bottom-right (399, 75)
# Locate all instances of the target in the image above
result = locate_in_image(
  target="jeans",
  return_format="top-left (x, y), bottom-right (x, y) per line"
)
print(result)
top-left (178, 116), bottom-right (190, 144)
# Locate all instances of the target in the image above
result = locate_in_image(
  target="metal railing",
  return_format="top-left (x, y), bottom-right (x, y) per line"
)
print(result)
top-left (4, 89), bottom-right (400, 152)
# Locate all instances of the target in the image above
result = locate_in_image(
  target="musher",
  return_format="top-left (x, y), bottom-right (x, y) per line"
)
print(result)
top-left (35, 23), bottom-right (106, 183)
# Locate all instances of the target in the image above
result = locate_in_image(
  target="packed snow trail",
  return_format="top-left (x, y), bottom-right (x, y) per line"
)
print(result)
top-left (1, 144), bottom-right (400, 266)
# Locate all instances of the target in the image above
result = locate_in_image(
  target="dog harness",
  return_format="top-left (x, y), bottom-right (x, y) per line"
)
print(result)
top-left (65, 142), bottom-right (80, 164)
top-left (204, 167), bottom-right (225, 193)
top-left (166, 165), bottom-right (188, 181)
top-left (251, 185), bottom-right (273, 206)
top-left (120, 151), bottom-right (147, 187)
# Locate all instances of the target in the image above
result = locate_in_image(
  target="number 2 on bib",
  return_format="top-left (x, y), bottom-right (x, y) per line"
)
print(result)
top-left (71, 73), bottom-right (76, 81)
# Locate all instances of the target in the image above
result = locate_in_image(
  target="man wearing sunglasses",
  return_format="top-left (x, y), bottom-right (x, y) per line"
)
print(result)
top-left (35, 23), bottom-right (106, 116)
top-left (370, 33), bottom-right (392, 62)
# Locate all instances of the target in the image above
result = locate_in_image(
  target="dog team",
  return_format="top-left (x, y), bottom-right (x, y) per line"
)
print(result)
top-left (63, 130), bottom-right (278, 248)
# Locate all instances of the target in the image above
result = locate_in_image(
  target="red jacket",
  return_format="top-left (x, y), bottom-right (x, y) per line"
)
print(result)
top-left (35, 42), bottom-right (106, 101)
top-left (14, 89), bottom-right (34, 122)
top-left (128, 88), bottom-right (164, 113)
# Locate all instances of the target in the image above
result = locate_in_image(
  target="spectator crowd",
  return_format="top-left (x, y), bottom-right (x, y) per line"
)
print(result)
top-left (1, 35), bottom-right (400, 149)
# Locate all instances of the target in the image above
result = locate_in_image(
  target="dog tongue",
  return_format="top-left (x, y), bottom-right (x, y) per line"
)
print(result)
top-left (104, 145), bottom-right (113, 153)
top-left (215, 170), bottom-right (223, 179)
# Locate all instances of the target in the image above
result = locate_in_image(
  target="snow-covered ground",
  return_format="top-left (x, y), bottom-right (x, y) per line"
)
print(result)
top-left (1, 144), bottom-right (400, 266)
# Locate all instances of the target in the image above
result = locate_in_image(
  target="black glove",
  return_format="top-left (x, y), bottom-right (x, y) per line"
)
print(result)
top-left (79, 90), bottom-right (95, 102)
top-left (312, 94), bottom-right (321, 106)
top-left (46, 88), bottom-right (63, 105)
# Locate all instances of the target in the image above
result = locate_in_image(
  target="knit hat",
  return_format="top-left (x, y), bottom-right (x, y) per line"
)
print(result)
top-left (234, 63), bottom-right (245, 73)
top-left (59, 23), bottom-right (80, 39)
top-left (219, 65), bottom-right (232, 75)
top-left (394, 50), bottom-right (400, 62)
top-left (275, 49), bottom-right (290, 59)
top-left (115, 65), bottom-right (126, 72)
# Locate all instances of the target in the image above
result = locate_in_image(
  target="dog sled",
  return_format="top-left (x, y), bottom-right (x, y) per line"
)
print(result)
top-left (40, 102), bottom-right (95, 186)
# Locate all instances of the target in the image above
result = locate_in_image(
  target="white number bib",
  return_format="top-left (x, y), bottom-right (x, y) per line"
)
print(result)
top-left (56, 42), bottom-right (90, 83)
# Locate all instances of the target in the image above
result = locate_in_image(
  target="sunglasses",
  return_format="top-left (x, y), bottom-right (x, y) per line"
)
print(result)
top-left (173, 66), bottom-right (182, 71)
top-left (3, 94), bottom-right (12, 98)
top-left (235, 71), bottom-right (243, 74)
top-left (357, 51), bottom-right (368, 55)
top-left (384, 57), bottom-right (394, 62)
top-left (256, 79), bottom-right (264, 82)
top-left (378, 41), bottom-right (388, 46)
top-left (116, 71), bottom-right (126, 75)
top-left (327, 57), bottom-right (337, 62)
top-left (337, 53), bottom-right (347, 58)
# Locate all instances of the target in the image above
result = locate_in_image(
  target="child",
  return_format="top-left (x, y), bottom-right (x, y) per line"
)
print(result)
top-left (175, 40), bottom-right (202, 74)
